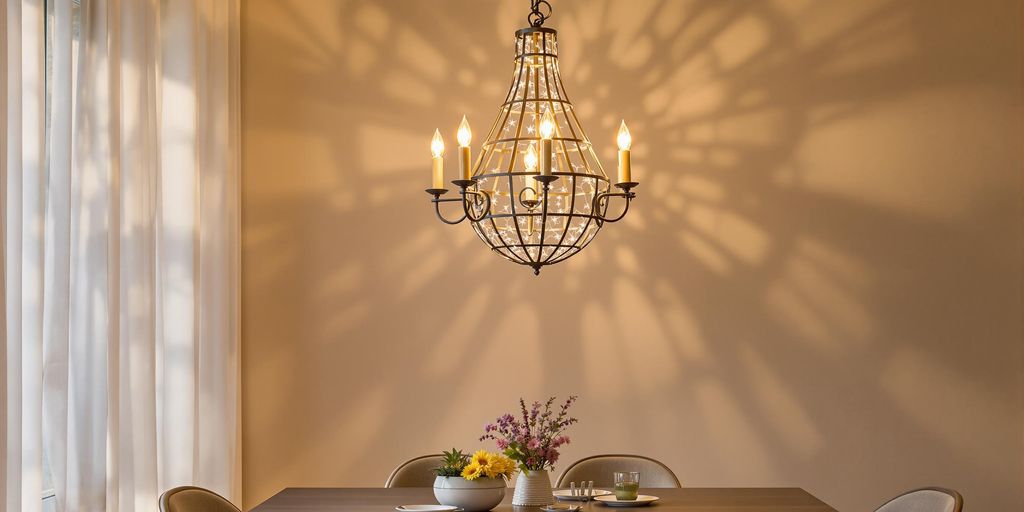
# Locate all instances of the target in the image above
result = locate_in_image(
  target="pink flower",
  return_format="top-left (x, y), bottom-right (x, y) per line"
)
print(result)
top-left (527, 437), bottom-right (541, 450)
top-left (496, 439), bottom-right (509, 450)
top-left (546, 449), bottom-right (560, 464)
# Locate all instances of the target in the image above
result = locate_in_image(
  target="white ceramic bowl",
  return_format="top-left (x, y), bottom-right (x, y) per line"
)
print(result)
top-left (433, 476), bottom-right (506, 512)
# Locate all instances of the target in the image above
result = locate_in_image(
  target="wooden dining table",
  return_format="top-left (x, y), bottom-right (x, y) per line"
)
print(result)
top-left (252, 487), bottom-right (838, 511)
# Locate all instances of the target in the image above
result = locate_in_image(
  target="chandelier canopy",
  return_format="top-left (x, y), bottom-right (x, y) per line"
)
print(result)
top-left (427, 0), bottom-right (638, 275)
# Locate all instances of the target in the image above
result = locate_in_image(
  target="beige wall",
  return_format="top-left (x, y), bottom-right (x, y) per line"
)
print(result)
top-left (240, 0), bottom-right (1023, 510)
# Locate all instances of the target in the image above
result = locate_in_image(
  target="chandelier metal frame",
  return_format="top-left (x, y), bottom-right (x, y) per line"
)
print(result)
top-left (426, 2), bottom-right (638, 275)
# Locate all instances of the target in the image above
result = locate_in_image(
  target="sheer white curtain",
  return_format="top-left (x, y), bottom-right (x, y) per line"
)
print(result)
top-left (2, 0), bottom-right (241, 511)
top-left (2, 1), bottom-right (47, 511)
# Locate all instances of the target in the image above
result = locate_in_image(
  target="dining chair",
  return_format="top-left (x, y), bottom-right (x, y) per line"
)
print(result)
top-left (555, 454), bottom-right (681, 488)
top-left (385, 454), bottom-right (445, 487)
top-left (874, 487), bottom-right (963, 512)
top-left (158, 486), bottom-right (240, 512)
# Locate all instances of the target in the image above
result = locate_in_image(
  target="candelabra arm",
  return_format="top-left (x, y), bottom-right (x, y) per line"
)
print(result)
top-left (427, 188), bottom-right (470, 225)
top-left (526, 175), bottom-right (559, 275)
top-left (426, 179), bottom-right (493, 225)
top-left (536, 181), bottom-right (552, 273)
top-left (592, 182), bottom-right (638, 223)
top-left (463, 188), bottom-right (491, 222)
top-left (434, 197), bottom-right (469, 224)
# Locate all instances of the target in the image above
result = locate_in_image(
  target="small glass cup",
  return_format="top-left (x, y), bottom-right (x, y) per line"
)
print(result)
top-left (613, 471), bottom-right (640, 501)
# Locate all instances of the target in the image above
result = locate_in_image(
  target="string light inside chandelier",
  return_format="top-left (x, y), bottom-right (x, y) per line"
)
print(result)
top-left (426, 0), bottom-right (640, 275)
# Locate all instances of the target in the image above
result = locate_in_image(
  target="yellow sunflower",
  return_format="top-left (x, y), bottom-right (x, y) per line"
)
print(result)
top-left (471, 450), bottom-right (492, 469)
top-left (484, 457), bottom-right (503, 479)
top-left (461, 462), bottom-right (483, 480)
top-left (484, 454), bottom-right (513, 479)
top-left (498, 455), bottom-right (517, 478)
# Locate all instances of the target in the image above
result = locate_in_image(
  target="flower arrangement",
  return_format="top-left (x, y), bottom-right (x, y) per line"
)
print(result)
top-left (434, 448), bottom-right (516, 480)
top-left (481, 396), bottom-right (578, 473)
top-left (433, 449), bottom-right (513, 511)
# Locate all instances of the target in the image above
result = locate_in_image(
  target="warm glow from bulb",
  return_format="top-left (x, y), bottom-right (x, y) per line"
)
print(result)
top-left (431, 129), bottom-right (444, 157)
top-left (457, 115), bottom-right (472, 147)
top-left (539, 110), bottom-right (556, 140)
top-left (524, 143), bottom-right (539, 170)
top-left (617, 120), bottom-right (631, 150)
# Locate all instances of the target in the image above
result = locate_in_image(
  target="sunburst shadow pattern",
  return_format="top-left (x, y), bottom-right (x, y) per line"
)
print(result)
top-left (240, 1), bottom-right (1022, 511)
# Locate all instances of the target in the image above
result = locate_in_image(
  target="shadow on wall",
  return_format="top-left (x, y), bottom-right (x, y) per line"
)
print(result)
top-left (241, 0), bottom-right (1021, 511)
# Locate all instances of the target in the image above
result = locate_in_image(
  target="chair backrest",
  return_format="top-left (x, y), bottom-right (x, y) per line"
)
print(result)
top-left (555, 454), bottom-right (681, 488)
top-left (159, 486), bottom-right (240, 512)
top-left (385, 454), bottom-right (444, 487)
top-left (874, 487), bottom-right (963, 512)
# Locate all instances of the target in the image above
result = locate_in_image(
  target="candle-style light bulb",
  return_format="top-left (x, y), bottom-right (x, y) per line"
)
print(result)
top-left (523, 143), bottom-right (540, 204)
top-left (617, 120), bottom-right (632, 184)
top-left (524, 143), bottom-right (539, 171)
top-left (616, 120), bottom-right (632, 151)
top-left (456, 116), bottom-right (472, 180)
top-left (431, 129), bottom-right (445, 157)
top-left (430, 129), bottom-right (445, 190)
top-left (457, 115), bottom-right (472, 147)
top-left (538, 110), bottom-right (555, 176)
top-left (539, 110), bottom-right (556, 140)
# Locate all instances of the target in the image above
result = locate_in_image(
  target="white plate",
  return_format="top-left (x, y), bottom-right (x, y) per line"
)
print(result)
top-left (594, 495), bottom-right (660, 507)
top-left (553, 489), bottom-right (613, 501)
top-left (395, 506), bottom-right (461, 512)
top-left (541, 505), bottom-right (582, 512)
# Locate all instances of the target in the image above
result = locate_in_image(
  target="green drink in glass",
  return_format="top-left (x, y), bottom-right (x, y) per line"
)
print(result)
top-left (613, 471), bottom-right (640, 500)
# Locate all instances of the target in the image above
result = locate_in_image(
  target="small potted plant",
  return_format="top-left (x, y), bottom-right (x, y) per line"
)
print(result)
top-left (433, 448), bottom-right (515, 512)
top-left (481, 396), bottom-right (578, 506)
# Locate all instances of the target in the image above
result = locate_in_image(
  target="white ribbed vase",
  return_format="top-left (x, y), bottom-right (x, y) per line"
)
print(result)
top-left (512, 469), bottom-right (554, 506)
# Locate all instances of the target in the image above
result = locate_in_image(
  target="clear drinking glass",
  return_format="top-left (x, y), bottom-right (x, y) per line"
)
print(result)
top-left (613, 471), bottom-right (640, 500)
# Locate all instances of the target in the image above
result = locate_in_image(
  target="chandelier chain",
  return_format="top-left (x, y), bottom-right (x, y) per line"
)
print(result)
top-left (528, 0), bottom-right (552, 27)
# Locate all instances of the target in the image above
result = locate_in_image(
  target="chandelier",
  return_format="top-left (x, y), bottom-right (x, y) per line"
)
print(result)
top-left (426, 0), bottom-right (639, 275)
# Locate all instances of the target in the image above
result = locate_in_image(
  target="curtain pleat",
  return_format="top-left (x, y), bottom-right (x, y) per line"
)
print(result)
top-left (3, 1), bottom-right (47, 512)
top-left (157, 0), bottom-right (198, 494)
top-left (42, 1), bottom-right (74, 512)
top-left (0, 0), bottom-right (6, 502)
top-left (5, 0), bottom-right (240, 510)
top-left (194, 0), bottom-right (240, 500)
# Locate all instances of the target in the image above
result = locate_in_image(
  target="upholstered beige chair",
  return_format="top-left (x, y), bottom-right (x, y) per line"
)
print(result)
top-left (555, 454), bottom-right (681, 488)
top-left (874, 488), bottom-right (963, 512)
top-left (159, 486), bottom-right (239, 512)
top-left (385, 454), bottom-right (445, 487)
